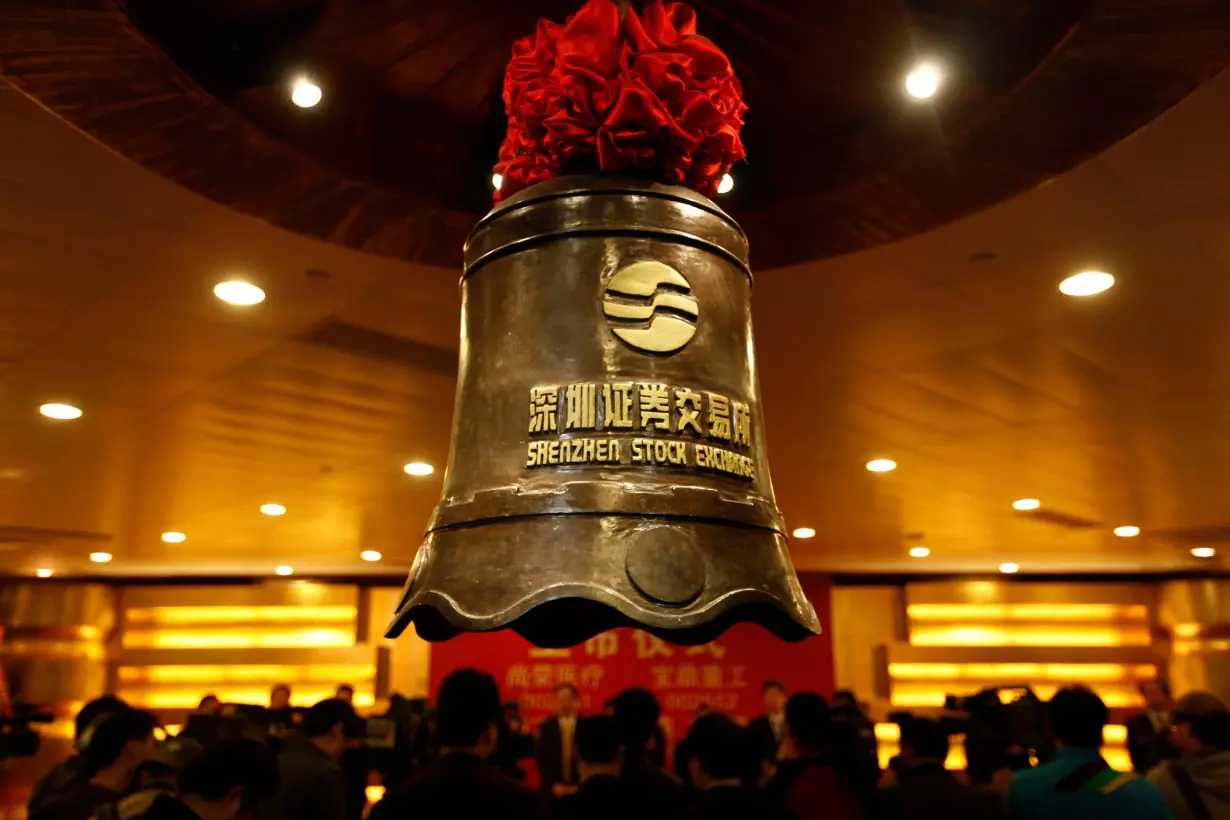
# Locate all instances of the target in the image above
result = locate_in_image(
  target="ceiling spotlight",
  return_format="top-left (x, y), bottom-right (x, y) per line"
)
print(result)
top-left (275, 565), bottom-right (294, 576)
top-left (35, 568), bottom-right (53, 578)
top-left (360, 550), bottom-right (383, 562)
top-left (1059, 270), bottom-right (1115, 297)
top-left (40, 403), bottom-right (82, 420)
top-left (161, 531), bottom-right (186, 544)
top-left (717, 173), bottom-right (735, 195)
top-left (403, 462), bottom-right (435, 477)
top-left (909, 546), bottom-right (931, 558)
top-left (866, 459), bottom-right (897, 473)
top-left (261, 503), bottom-right (287, 516)
top-left (905, 62), bottom-right (943, 100)
top-left (89, 552), bottom-right (113, 564)
top-left (213, 281), bottom-right (265, 306)
top-left (492, 173), bottom-right (503, 191)
top-left (290, 77), bottom-right (322, 108)
top-left (1114, 525), bottom-right (1141, 538)
top-left (1012, 498), bottom-right (1041, 511)
top-left (999, 562), bottom-right (1020, 574)
top-left (791, 527), bottom-right (816, 539)
top-left (1192, 547), bottom-right (1216, 559)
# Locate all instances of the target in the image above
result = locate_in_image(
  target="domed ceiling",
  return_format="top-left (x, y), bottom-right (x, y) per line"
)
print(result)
top-left (3, 0), bottom-right (1229, 268)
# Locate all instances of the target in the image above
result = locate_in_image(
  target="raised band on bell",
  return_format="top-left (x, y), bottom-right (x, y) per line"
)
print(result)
top-left (386, 0), bottom-right (820, 648)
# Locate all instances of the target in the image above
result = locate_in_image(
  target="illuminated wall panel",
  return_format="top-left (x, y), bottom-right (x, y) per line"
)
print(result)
top-left (115, 584), bottom-right (381, 712)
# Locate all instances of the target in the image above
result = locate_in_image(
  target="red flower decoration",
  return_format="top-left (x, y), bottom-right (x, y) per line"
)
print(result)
top-left (494, 0), bottom-right (746, 202)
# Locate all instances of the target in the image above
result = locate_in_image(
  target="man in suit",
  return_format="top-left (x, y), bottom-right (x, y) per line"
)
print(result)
top-left (684, 713), bottom-right (787, 820)
top-left (747, 680), bottom-right (788, 765)
top-left (370, 669), bottom-right (548, 820)
top-left (537, 682), bottom-right (581, 796)
top-left (265, 698), bottom-right (349, 820)
top-left (875, 717), bottom-right (1002, 820)
top-left (615, 688), bottom-right (689, 820)
top-left (558, 715), bottom-right (651, 820)
top-left (1128, 678), bottom-right (1180, 774)
top-left (765, 692), bottom-right (867, 820)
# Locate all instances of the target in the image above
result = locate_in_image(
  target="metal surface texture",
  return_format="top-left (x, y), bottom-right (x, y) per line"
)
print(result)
top-left (388, 176), bottom-right (820, 646)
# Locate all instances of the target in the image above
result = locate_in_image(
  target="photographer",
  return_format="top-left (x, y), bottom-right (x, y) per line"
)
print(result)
top-left (28, 697), bottom-right (128, 816)
top-left (33, 706), bottom-right (158, 820)
top-left (121, 737), bottom-right (280, 820)
top-left (875, 718), bottom-right (1002, 820)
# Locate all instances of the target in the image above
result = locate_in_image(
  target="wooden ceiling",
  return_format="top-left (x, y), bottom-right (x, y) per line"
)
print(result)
top-left (1, 67), bottom-right (1230, 579)
top-left (2, 0), bottom-right (1229, 268)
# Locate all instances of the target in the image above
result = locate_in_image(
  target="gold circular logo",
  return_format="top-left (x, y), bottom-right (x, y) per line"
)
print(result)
top-left (602, 261), bottom-right (698, 354)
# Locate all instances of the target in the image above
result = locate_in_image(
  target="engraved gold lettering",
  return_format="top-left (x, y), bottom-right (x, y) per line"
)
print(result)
top-left (596, 440), bottom-right (609, 462)
top-left (548, 441), bottom-right (561, 464)
top-left (732, 401), bottom-right (751, 447)
top-left (631, 439), bottom-right (645, 463)
top-left (529, 387), bottom-right (560, 434)
top-left (603, 383), bottom-right (634, 429)
top-left (565, 383), bottom-right (598, 430)
top-left (675, 387), bottom-right (703, 435)
top-left (582, 438), bottom-right (595, 461)
top-left (638, 383), bottom-right (671, 431)
top-left (707, 393), bottom-right (732, 441)
top-left (527, 443), bottom-right (538, 467)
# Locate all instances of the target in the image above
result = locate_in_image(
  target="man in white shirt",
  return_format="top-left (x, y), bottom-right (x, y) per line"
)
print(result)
top-left (537, 683), bottom-right (581, 796)
top-left (747, 680), bottom-right (788, 765)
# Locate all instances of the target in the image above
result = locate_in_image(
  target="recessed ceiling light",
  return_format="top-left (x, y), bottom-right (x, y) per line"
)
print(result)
top-left (1192, 547), bottom-right (1216, 559)
top-left (35, 568), bottom-right (53, 578)
top-left (905, 62), bottom-right (943, 100)
top-left (999, 562), bottom-right (1020, 574)
top-left (1012, 498), bottom-right (1041, 511)
top-left (40, 403), bottom-right (82, 420)
top-left (1059, 270), bottom-right (1114, 297)
top-left (866, 458), bottom-right (897, 473)
top-left (403, 462), bottom-right (434, 477)
top-left (89, 552), bottom-right (113, 564)
top-left (290, 77), bottom-right (322, 108)
top-left (214, 281), bottom-right (265, 306)
top-left (791, 527), bottom-right (816, 539)
top-left (161, 531), bottom-right (186, 544)
top-left (492, 173), bottom-right (503, 191)
top-left (717, 173), bottom-right (734, 195)
top-left (360, 550), bottom-right (383, 562)
top-left (261, 503), bottom-right (287, 516)
top-left (909, 546), bottom-right (931, 558)
top-left (275, 565), bottom-right (294, 576)
top-left (1114, 525), bottom-right (1140, 538)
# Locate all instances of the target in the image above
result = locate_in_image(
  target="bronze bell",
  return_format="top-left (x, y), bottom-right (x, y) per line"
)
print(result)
top-left (387, 176), bottom-right (820, 647)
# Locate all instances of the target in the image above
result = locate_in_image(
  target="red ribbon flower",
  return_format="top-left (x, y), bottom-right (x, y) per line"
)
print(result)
top-left (494, 0), bottom-right (746, 202)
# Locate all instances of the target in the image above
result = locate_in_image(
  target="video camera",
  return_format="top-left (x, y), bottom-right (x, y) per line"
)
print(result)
top-left (889, 686), bottom-right (1052, 784)
top-left (0, 705), bottom-right (54, 759)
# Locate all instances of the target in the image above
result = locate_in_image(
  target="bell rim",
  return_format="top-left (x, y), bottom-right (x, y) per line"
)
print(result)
top-left (385, 582), bottom-right (821, 648)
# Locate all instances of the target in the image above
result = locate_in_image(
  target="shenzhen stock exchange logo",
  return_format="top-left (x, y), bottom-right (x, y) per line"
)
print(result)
top-left (602, 261), bottom-right (698, 355)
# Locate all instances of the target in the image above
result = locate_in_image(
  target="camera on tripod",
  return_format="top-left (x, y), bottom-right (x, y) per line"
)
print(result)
top-left (889, 686), bottom-right (1052, 784)
top-left (0, 705), bottom-right (54, 759)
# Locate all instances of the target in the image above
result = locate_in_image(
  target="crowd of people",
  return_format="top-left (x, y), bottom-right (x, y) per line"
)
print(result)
top-left (21, 673), bottom-right (1230, 820)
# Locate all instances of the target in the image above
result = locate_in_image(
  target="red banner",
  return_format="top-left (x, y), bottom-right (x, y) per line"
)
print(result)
top-left (428, 575), bottom-right (833, 751)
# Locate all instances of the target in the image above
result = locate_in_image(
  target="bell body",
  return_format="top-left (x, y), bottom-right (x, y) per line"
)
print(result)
top-left (387, 176), bottom-right (820, 646)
